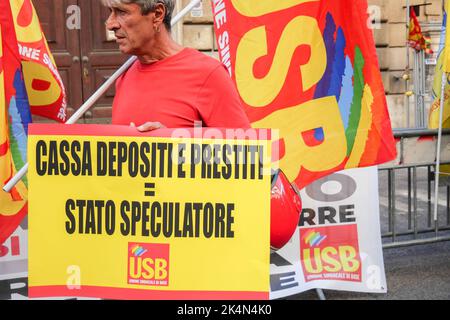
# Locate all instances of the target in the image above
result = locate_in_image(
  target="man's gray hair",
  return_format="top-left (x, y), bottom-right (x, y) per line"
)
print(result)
top-left (103, 0), bottom-right (175, 31)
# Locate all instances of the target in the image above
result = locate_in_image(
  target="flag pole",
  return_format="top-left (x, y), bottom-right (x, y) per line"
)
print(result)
top-left (434, 72), bottom-right (447, 223)
top-left (433, 0), bottom-right (448, 224)
top-left (2, 0), bottom-right (201, 193)
top-left (406, 0), bottom-right (411, 127)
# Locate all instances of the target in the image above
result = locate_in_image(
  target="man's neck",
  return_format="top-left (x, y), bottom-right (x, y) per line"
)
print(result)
top-left (138, 31), bottom-right (184, 64)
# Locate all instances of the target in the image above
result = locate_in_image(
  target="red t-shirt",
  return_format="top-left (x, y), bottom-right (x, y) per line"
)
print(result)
top-left (112, 48), bottom-right (250, 129)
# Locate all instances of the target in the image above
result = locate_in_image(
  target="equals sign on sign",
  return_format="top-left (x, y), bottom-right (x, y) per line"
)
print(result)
top-left (144, 183), bottom-right (155, 197)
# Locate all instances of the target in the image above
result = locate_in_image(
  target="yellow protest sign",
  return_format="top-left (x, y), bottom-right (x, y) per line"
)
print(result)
top-left (28, 124), bottom-right (271, 300)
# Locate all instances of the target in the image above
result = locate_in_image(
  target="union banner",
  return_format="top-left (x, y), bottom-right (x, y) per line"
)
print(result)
top-left (212, 0), bottom-right (396, 189)
top-left (270, 166), bottom-right (387, 298)
top-left (6, 0), bottom-right (67, 121)
top-left (0, 0), bottom-right (67, 245)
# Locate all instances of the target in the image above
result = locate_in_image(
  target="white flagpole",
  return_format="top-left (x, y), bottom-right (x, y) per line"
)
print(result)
top-left (434, 72), bottom-right (447, 222)
top-left (433, 1), bottom-right (448, 223)
top-left (406, 0), bottom-right (411, 127)
top-left (2, 0), bottom-right (201, 193)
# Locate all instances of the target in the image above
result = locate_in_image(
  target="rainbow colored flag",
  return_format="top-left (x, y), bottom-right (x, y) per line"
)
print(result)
top-left (0, 0), bottom-right (67, 245)
top-left (212, 0), bottom-right (396, 189)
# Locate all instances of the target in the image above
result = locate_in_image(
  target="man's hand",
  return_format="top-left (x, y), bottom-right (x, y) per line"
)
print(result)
top-left (130, 122), bottom-right (166, 132)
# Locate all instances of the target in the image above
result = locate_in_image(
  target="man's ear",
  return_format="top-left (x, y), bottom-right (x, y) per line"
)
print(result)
top-left (153, 3), bottom-right (166, 25)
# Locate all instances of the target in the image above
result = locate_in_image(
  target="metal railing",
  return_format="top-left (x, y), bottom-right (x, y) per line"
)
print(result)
top-left (379, 129), bottom-right (450, 248)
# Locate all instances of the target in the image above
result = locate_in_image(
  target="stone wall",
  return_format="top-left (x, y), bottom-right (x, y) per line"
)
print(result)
top-left (177, 0), bottom-right (217, 59)
top-left (368, 0), bottom-right (443, 128)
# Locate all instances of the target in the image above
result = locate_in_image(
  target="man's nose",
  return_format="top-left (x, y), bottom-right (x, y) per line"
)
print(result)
top-left (105, 13), bottom-right (119, 30)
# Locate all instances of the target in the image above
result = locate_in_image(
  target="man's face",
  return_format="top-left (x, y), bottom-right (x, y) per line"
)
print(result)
top-left (105, 2), bottom-right (155, 55)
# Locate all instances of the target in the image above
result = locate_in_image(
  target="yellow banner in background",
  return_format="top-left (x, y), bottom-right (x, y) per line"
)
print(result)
top-left (444, 0), bottom-right (450, 73)
top-left (28, 124), bottom-right (271, 300)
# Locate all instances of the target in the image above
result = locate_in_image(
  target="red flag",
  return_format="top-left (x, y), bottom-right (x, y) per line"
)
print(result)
top-left (408, 7), bottom-right (433, 54)
top-left (0, 3), bottom-right (28, 246)
top-left (212, 0), bottom-right (397, 189)
top-left (0, 0), bottom-right (67, 245)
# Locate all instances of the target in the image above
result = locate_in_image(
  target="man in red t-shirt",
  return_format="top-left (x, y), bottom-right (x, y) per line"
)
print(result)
top-left (103, 0), bottom-right (250, 130)
top-left (103, 0), bottom-right (298, 252)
